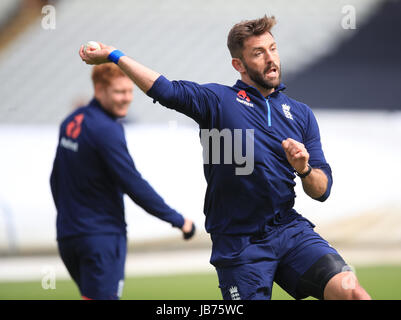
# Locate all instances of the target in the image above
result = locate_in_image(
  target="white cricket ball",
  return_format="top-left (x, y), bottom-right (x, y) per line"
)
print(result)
top-left (84, 41), bottom-right (101, 52)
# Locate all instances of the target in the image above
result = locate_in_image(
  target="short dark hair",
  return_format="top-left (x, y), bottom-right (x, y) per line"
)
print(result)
top-left (227, 15), bottom-right (277, 59)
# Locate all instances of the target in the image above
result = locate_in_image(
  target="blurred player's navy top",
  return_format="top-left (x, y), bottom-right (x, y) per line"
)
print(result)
top-left (50, 98), bottom-right (184, 240)
top-left (147, 76), bottom-right (333, 236)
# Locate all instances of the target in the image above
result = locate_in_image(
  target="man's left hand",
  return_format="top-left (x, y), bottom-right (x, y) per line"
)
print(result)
top-left (281, 138), bottom-right (310, 174)
top-left (182, 219), bottom-right (196, 240)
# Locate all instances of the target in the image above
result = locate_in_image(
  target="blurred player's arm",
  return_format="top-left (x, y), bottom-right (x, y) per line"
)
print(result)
top-left (50, 131), bottom-right (62, 209)
top-left (95, 124), bottom-right (195, 238)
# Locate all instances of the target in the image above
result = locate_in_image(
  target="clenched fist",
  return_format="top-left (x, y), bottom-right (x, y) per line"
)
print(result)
top-left (282, 138), bottom-right (310, 175)
top-left (181, 218), bottom-right (196, 240)
top-left (79, 42), bottom-right (115, 65)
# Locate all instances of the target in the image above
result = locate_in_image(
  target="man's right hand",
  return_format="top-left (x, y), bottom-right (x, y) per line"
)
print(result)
top-left (79, 41), bottom-right (161, 94)
top-left (79, 42), bottom-right (115, 65)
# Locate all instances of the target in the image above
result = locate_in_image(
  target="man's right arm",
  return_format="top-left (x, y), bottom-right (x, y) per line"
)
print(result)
top-left (118, 55), bottom-right (160, 93)
top-left (79, 43), bottom-right (219, 125)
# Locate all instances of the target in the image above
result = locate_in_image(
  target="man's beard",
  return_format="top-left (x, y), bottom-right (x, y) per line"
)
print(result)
top-left (243, 61), bottom-right (282, 91)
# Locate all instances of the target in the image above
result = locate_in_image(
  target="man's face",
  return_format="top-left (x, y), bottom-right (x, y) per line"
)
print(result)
top-left (95, 76), bottom-right (134, 118)
top-left (238, 31), bottom-right (281, 91)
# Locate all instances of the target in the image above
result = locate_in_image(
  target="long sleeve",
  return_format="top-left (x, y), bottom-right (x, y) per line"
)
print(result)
top-left (95, 123), bottom-right (185, 228)
top-left (50, 130), bottom-right (61, 210)
top-left (146, 75), bottom-right (220, 127)
top-left (304, 108), bottom-right (333, 202)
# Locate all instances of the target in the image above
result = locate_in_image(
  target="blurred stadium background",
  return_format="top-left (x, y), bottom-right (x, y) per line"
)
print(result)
top-left (0, 0), bottom-right (400, 299)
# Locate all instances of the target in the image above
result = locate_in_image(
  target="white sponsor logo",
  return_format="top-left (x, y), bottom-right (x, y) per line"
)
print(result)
top-left (60, 137), bottom-right (78, 152)
top-left (236, 97), bottom-right (254, 108)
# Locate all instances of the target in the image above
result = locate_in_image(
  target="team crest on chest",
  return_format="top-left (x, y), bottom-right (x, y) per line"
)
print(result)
top-left (281, 104), bottom-right (293, 120)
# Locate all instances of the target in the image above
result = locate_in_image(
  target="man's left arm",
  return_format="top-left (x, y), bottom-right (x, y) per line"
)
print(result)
top-left (282, 108), bottom-right (333, 201)
top-left (95, 124), bottom-right (194, 235)
top-left (282, 138), bottom-right (329, 199)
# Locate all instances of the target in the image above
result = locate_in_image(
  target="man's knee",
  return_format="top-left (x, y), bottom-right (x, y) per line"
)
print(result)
top-left (324, 271), bottom-right (371, 300)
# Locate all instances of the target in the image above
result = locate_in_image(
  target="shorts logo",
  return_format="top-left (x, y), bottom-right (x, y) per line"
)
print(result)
top-left (236, 90), bottom-right (254, 108)
top-left (66, 113), bottom-right (85, 139)
top-left (282, 104), bottom-right (293, 120)
top-left (117, 279), bottom-right (124, 298)
top-left (229, 286), bottom-right (241, 300)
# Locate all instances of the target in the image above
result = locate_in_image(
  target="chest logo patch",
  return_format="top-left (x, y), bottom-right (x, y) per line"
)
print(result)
top-left (236, 90), bottom-right (254, 108)
top-left (66, 113), bottom-right (85, 139)
top-left (282, 104), bottom-right (294, 120)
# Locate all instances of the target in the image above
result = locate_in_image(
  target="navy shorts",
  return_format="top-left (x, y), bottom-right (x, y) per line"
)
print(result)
top-left (212, 216), bottom-right (347, 300)
top-left (58, 234), bottom-right (127, 300)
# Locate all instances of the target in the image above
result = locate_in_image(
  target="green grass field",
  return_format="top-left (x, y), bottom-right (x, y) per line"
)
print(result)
top-left (1, 265), bottom-right (400, 300)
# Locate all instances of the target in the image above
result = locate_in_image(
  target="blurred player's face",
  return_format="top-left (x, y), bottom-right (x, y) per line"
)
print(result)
top-left (96, 76), bottom-right (134, 118)
top-left (234, 32), bottom-right (281, 95)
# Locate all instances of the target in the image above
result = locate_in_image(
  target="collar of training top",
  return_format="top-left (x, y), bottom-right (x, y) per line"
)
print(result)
top-left (90, 98), bottom-right (119, 120)
top-left (234, 80), bottom-right (286, 99)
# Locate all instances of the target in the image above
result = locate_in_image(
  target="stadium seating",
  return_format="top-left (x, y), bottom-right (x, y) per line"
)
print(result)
top-left (0, 0), bottom-right (384, 124)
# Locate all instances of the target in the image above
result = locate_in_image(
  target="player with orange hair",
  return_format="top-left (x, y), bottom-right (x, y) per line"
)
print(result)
top-left (50, 63), bottom-right (195, 300)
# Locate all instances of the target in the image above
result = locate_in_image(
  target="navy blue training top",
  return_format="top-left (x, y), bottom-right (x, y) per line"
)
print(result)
top-left (147, 76), bottom-right (333, 236)
top-left (50, 98), bottom-right (184, 240)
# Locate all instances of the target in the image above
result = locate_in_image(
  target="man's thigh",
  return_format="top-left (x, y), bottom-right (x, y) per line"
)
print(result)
top-left (59, 234), bottom-right (127, 300)
top-left (274, 218), bottom-right (349, 300)
top-left (80, 234), bottom-right (126, 300)
top-left (58, 238), bottom-right (81, 286)
top-left (216, 259), bottom-right (279, 300)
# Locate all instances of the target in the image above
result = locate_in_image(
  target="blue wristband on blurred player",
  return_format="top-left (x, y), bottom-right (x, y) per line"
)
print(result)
top-left (108, 50), bottom-right (125, 64)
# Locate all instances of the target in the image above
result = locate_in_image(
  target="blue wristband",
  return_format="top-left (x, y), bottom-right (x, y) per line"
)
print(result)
top-left (107, 49), bottom-right (125, 64)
